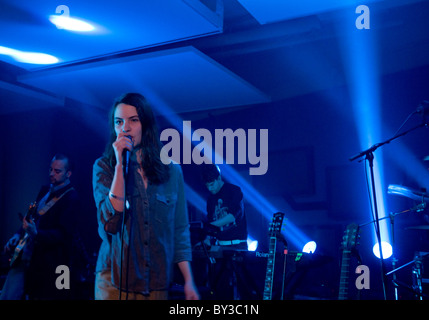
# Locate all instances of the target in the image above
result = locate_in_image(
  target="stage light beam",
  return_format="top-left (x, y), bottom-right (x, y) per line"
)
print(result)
top-left (337, 9), bottom-right (391, 258)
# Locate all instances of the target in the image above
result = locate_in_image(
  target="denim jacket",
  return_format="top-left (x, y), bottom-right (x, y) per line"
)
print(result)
top-left (92, 154), bottom-right (192, 294)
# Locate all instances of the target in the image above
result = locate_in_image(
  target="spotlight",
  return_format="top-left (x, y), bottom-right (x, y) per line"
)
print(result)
top-left (302, 241), bottom-right (317, 254)
top-left (49, 15), bottom-right (96, 32)
top-left (0, 46), bottom-right (59, 64)
top-left (372, 241), bottom-right (392, 259)
top-left (247, 238), bottom-right (258, 252)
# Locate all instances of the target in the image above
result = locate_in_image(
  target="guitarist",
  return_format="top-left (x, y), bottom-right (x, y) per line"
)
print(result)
top-left (200, 164), bottom-right (251, 299)
top-left (1, 154), bottom-right (82, 300)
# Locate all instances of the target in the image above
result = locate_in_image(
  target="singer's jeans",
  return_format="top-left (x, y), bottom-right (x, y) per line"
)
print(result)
top-left (94, 270), bottom-right (168, 300)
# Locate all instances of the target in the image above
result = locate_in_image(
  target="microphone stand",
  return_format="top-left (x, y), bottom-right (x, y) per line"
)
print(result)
top-left (349, 122), bottom-right (427, 162)
top-left (368, 151), bottom-right (389, 300)
top-left (119, 153), bottom-right (131, 300)
top-left (349, 118), bottom-right (428, 300)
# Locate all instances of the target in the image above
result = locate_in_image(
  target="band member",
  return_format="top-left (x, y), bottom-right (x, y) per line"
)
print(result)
top-left (200, 164), bottom-right (252, 299)
top-left (201, 164), bottom-right (248, 250)
top-left (1, 154), bottom-right (82, 300)
top-left (92, 92), bottom-right (199, 300)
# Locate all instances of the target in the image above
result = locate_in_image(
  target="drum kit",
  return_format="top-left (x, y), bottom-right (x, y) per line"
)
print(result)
top-left (384, 183), bottom-right (429, 300)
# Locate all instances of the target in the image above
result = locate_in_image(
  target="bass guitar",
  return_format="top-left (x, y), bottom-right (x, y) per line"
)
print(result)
top-left (9, 202), bottom-right (37, 267)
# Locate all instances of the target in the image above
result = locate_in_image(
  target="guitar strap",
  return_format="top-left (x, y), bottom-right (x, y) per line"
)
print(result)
top-left (37, 187), bottom-right (74, 216)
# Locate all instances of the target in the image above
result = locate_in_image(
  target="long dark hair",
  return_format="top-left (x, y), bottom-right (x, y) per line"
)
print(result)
top-left (104, 93), bottom-right (169, 184)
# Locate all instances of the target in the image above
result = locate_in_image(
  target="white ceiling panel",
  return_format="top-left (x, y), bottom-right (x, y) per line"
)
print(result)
top-left (1, 0), bottom-right (428, 116)
top-left (0, 0), bottom-right (223, 69)
top-left (18, 46), bottom-right (270, 114)
top-left (237, 0), bottom-right (383, 24)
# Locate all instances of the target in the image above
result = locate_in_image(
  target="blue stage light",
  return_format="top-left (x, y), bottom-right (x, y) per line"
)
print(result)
top-left (247, 238), bottom-right (258, 252)
top-left (302, 241), bottom-right (317, 254)
top-left (0, 46), bottom-right (59, 65)
top-left (373, 241), bottom-right (393, 259)
top-left (49, 15), bottom-right (96, 32)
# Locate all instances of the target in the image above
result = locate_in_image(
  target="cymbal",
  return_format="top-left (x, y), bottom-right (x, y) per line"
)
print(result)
top-left (388, 184), bottom-right (429, 202)
top-left (406, 225), bottom-right (429, 230)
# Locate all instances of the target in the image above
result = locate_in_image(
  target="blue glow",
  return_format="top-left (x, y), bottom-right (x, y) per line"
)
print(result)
top-left (247, 237), bottom-right (258, 251)
top-left (302, 241), bottom-right (317, 254)
top-left (184, 183), bottom-right (206, 213)
top-left (237, 0), bottom-right (374, 25)
top-left (0, 45), bottom-right (59, 64)
top-left (373, 241), bottom-right (393, 259)
top-left (49, 15), bottom-right (96, 32)
top-left (388, 140), bottom-right (429, 192)
top-left (338, 11), bottom-right (391, 254)
top-left (368, 156), bottom-right (390, 246)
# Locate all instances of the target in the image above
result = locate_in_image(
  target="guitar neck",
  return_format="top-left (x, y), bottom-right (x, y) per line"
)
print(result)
top-left (22, 202), bottom-right (37, 222)
top-left (338, 249), bottom-right (351, 300)
top-left (263, 236), bottom-right (277, 300)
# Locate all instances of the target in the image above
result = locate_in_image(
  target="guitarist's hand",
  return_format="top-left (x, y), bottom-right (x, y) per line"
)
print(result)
top-left (3, 234), bottom-right (20, 253)
top-left (23, 219), bottom-right (37, 238)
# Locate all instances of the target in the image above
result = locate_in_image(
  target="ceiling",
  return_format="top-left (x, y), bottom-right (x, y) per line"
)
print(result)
top-left (0, 0), bottom-right (428, 116)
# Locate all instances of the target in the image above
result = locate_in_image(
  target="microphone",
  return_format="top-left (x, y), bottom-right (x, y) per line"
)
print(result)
top-left (411, 202), bottom-right (426, 213)
top-left (122, 135), bottom-right (132, 177)
top-left (415, 100), bottom-right (429, 116)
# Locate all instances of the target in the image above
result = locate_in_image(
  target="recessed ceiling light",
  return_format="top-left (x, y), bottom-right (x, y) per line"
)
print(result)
top-left (0, 46), bottom-right (59, 64)
top-left (49, 15), bottom-right (96, 32)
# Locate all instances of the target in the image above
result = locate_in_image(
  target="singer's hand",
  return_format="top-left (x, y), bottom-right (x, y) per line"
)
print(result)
top-left (184, 280), bottom-right (200, 300)
top-left (113, 132), bottom-right (133, 165)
